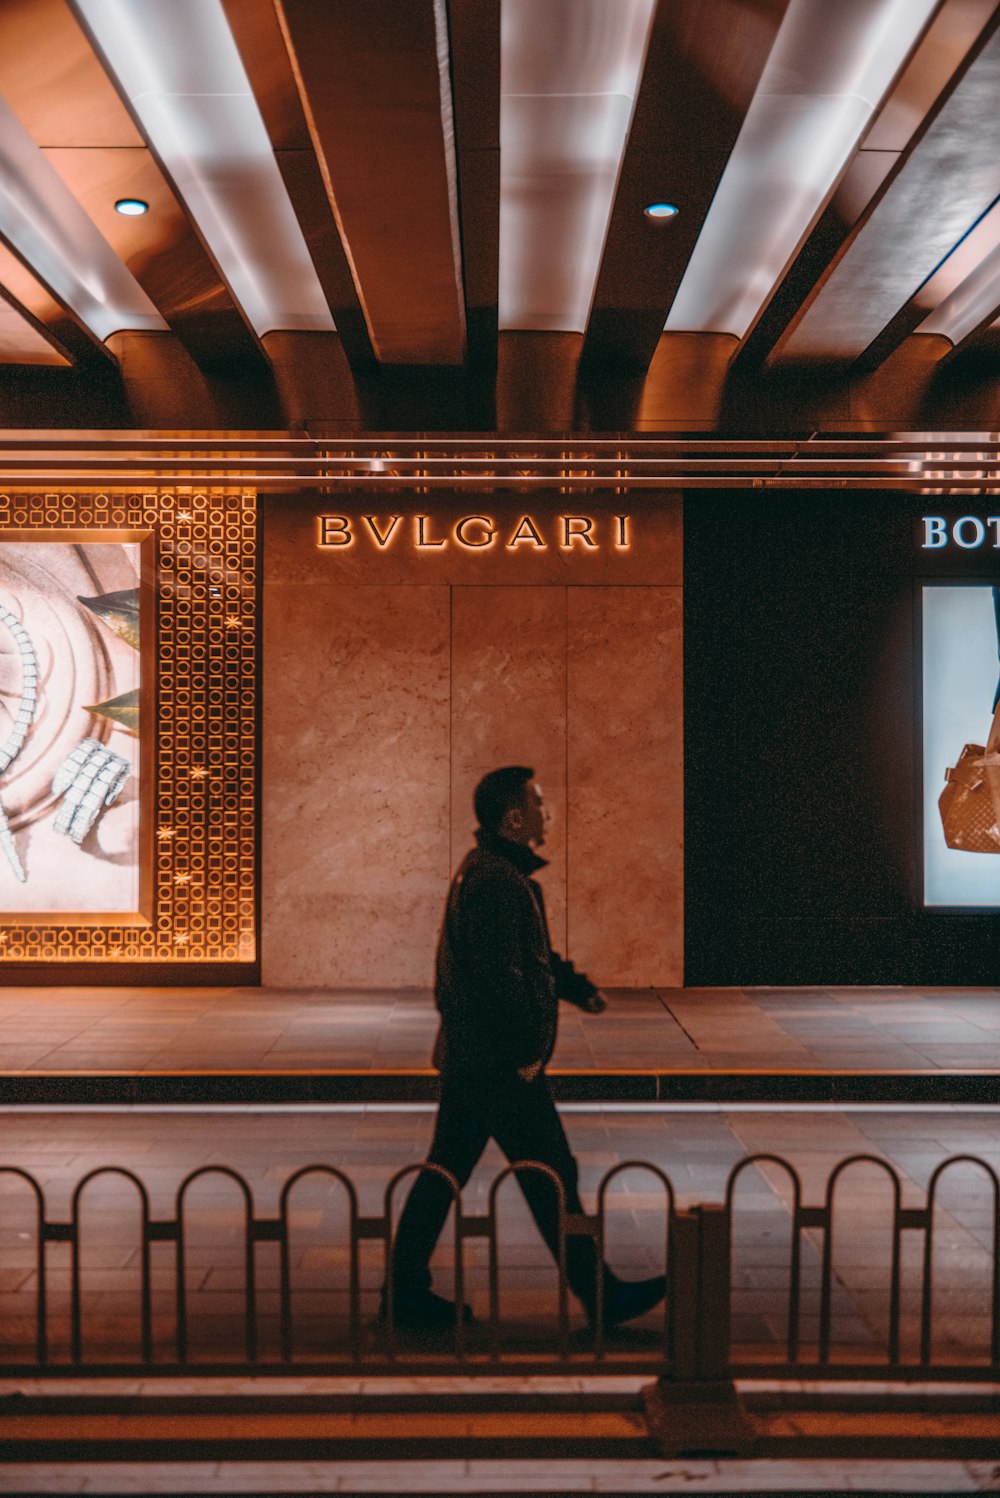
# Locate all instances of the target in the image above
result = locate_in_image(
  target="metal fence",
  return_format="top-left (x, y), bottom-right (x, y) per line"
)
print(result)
top-left (1, 1152), bottom-right (997, 1379)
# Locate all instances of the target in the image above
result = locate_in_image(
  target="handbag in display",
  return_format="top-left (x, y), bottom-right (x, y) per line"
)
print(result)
top-left (939, 586), bottom-right (1000, 853)
top-left (939, 698), bottom-right (1000, 852)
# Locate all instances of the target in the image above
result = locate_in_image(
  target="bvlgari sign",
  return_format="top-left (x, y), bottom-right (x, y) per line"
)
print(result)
top-left (317, 513), bottom-right (631, 551)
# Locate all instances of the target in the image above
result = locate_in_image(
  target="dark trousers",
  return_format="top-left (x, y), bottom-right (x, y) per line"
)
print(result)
top-left (389, 1070), bottom-right (601, 1307)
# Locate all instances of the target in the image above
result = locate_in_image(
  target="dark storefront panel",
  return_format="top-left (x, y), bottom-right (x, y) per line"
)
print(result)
top-left (685, 489), bottom-right (1000, 985)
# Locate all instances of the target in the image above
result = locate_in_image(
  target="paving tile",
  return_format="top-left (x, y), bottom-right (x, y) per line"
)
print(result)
top-left (4, 984), bottom-right (1000, 1076)
top-left (3, 1101), bottom-right (1000, 1370)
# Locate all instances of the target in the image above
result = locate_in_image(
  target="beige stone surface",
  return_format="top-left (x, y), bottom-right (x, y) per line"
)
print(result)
top-left (263, 496), bottom-right (683, 987)
top-left (567, 587), bottom-right (683, 986)
top-left (262, 582), bottom-right (450, 986)
top-left (451, 586), bottom-right (568, 948)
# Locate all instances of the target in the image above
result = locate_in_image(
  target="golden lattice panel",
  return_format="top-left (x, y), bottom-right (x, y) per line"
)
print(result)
top-left (0, 491), bottom-right (257, 965)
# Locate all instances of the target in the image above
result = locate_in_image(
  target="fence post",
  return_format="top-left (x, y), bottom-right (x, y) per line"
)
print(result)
top-left (642, 1203), bottom-right (758, 1457)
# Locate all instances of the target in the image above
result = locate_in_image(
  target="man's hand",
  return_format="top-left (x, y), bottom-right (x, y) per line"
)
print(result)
top-left (579, 988), bottom-right (607, 1014)
top-left (517, 1059), bottom-right (543, 1083)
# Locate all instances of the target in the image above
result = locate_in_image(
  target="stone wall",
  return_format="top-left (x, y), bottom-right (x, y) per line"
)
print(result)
top-left (262, 493), bottom-right (682, 987)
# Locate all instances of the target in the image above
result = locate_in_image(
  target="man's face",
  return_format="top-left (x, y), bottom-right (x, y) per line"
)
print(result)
top-left (519, 779), bottom-right (549, 847)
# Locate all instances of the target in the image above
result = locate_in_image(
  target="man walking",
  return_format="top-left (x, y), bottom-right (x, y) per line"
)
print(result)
top-left (384, 765), bottom-right (666, 1332)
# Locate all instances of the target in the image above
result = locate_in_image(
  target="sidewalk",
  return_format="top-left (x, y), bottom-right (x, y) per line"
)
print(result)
top-left (1, 1099), bottom-right (997, 1363)
top-left (1, 986), bottom-right (999, 1103)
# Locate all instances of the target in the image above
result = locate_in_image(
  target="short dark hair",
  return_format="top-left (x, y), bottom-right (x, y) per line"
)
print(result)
top-left (474, 765), bottom-right (534, 834)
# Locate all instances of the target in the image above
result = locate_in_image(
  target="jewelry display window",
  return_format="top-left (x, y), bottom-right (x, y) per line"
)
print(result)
top-left (0, 491), bottom-right (256, 964)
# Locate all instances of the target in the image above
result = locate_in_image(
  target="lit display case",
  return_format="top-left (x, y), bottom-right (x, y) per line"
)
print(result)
top-left (922, 582), bottom-right (1000, 908)
top-left (0, 490), bottom-right (257, 966)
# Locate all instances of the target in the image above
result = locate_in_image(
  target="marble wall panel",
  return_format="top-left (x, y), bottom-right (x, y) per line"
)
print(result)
top-left (262, 582), bottom-right (450, 987)
top-left (567, 587), bottom-right (683, 986)
top-left (263, 497), bottom-right (684, 988)
top-left (450, 587), bottom-right (569, 950)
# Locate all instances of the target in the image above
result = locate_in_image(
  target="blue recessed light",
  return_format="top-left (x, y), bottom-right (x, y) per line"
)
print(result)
top-left (115, 198), bottom-right (149, 217)
top-left (644, 201), bottom-right (679, 221)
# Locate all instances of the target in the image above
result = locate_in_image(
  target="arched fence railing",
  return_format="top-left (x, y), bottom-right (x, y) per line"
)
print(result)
top-left (1, 1151), bottom-right (998, 1379)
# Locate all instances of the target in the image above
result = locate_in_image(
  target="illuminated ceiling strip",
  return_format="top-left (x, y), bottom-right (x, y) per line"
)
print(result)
top-left (498, 0), bottom-right (656, 331)
top-left (0, 94), bottom-right (165, 343)
top-left (73, 0), bottom-right (334, 338)
top-left (666, 0), bottom-right (941, 337)
top-left (0, 474), bottom-right (997, 492)
top-left (2, 436), bottom-right (999, 456)
top-left (0, 437), bottom-right (998, 490)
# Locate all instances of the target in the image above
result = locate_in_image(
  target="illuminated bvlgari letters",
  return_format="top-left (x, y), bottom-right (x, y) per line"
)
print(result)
top-left (317, 514), bottom-right (633, 551)
top-left (507, 516), bottom-right (546, 548)
top-left (416, 516), bottom-right (447, 548)
top-left (363, 516), bottom-right (401, 548)
top-left (561, 516), bottom-right (595, 549)
top-left (319, 516), bottom-right (353, 547)
top-left (455, 515), bottom-right (496, 548)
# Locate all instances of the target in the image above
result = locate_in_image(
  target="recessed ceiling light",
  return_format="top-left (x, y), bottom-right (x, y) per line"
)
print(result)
top-left (644, 202), bottom-right (679, 221)
top-left (115, 198), bottom-right (149, 216)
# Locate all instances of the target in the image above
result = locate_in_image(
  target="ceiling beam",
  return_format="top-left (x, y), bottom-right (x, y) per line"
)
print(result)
top-left (775, 8), bottom-right (1000, 366)
top-left (219, 0), bottom-right (375, 371)
top-left (275, 0), bottom-right (467, 366)
top-left (858, 193), bottom-right (1000, 372)
top-left (2, 0), bottom-right (263, 368)
top-left (935, 287), bottom-right (1000, 369)
top-left (734, 0), bottom-right (1000, 368)
top-left (0, 279), bottom-right (72, 366)
top-left (0, 237), bottom-right (108, 366)
top-left (580, 0), bottom-right (790, 377)
top-left (448, 0), bottom-right (500, 377)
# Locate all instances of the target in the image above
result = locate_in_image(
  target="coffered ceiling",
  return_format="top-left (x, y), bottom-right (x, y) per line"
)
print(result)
top-left (0, 0), bottom-right (998, 414)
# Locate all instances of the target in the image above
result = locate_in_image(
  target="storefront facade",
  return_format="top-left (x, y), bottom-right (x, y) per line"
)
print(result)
top-left (1, 440), bottom-right (996, 991)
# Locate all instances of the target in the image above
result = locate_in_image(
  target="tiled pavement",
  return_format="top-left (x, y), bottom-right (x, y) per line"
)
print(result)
top-left (1, 1102), bottom-right (999, 1363)
top-left (2, 1455), bottom-right (1000, 1492)
top-left (1, 1455), bottom-right (1000, 1493)
top-left (3, 990), bottom-right (1000, 1491)
top-left (1, 984), bottom-right (1000, 1074)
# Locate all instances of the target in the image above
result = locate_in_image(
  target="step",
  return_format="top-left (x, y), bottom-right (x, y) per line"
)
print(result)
top-left (3, 1067), bottom-right (999, 1105)
top-left (3, 1383), bottom-right (1000, 1462)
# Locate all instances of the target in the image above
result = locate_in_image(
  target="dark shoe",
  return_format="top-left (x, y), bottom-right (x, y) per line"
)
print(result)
top-left (594, 1273), bottom-right (667, 1331)
top-left (379, 1289), bottom-right (474, 1331)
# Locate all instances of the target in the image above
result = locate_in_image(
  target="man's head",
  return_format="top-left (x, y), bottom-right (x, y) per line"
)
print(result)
top-left (474, 765), bottom-right (548, 847)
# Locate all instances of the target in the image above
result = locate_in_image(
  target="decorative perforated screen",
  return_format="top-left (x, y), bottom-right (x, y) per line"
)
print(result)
top-left (0, 490), bottom-right (257, 963)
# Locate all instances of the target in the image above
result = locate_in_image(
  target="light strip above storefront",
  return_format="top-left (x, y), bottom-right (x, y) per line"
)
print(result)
top-left (72, 0), bottom-right (335, 338)
top-left (0, 435), bottom-right (999, 492)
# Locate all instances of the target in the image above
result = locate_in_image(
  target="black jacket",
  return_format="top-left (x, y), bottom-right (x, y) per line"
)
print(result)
top-left (432, 830), bottom-right (598, 1076)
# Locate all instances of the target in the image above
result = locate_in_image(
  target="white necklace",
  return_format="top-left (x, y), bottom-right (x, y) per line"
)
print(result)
top-left (0, 602), bottom-right (37, 882)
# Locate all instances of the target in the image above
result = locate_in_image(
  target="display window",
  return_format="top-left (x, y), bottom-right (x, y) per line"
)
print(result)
top-left (0, 537), bottom-right (144, 917)
top-left (923, 583), bottom-right (1000, 907)
top-left (0, 491), bottom-right (257, 969)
